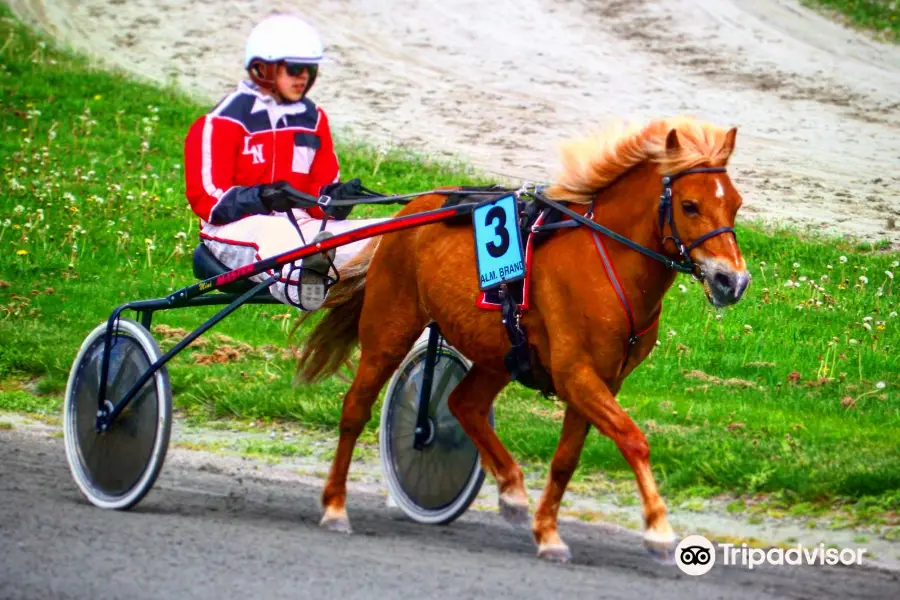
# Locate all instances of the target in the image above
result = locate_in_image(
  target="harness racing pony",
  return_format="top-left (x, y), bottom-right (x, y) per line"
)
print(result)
top-left (296, 116), bottom-right (751, 562)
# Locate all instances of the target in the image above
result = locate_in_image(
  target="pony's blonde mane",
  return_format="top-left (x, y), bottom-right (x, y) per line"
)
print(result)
top-left (545, 116), bottom-right (735, 204)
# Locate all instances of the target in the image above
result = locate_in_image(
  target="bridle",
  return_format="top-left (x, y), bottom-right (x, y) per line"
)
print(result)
top-left (656, 167), bottom-right (736, 280)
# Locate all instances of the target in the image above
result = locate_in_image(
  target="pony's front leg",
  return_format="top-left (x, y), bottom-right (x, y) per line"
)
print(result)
top-left (532, 406), bottom-right (589, 563)
top-left (561, 362), bottom-right (676, 560)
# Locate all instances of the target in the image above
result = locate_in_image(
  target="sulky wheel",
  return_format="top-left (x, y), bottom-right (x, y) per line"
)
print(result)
top-left (63, 318), bottom-right (172, 510)
top-left (379, 333), bottom-right (493, 525)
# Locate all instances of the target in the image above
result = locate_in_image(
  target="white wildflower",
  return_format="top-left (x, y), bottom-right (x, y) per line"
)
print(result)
top-left (886, 271), bottom-right (894, 280)
top-left (859, 276), bottom-right (868, 284)
top-left (840, 256), bottom-right (848, 264)
top-left (678, 284), bottom-right (687, 293)
top-left (13, 205), bottom-right (25, 214)
top-left (876, 382), bottom-right (886, 390)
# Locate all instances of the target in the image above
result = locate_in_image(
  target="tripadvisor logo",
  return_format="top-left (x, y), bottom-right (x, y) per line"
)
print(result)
top-left (676, 535), bottom-right (716, 576)
top-left (675, 535), bottom-right (866, 576)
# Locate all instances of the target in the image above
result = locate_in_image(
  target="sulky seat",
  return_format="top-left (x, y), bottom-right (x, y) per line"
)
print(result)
top-left (192, 243), bottom-right (273, 296)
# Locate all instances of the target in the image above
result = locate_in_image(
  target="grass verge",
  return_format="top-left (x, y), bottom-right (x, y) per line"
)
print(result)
top-left (0, 8), bottom-right (897, 517)
top-left (803, 0), bottom-right (900, 41)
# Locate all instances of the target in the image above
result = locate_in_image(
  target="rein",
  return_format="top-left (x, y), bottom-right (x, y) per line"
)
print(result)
top-left (285, 169), bottom-right (736, 382)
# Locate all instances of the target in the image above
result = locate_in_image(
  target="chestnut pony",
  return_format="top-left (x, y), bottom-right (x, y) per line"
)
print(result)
top-left (295, 116), bottom-right (751, 562)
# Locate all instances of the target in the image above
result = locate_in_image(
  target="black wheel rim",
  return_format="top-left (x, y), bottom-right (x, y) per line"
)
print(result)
top-left (70, 334), bottom-right (160, 498)
top-left (387, 352), bottom-right (479, 511)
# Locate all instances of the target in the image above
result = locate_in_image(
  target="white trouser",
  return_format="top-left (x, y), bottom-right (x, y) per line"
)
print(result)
top-left (200, 210), bottom-right (387, 309)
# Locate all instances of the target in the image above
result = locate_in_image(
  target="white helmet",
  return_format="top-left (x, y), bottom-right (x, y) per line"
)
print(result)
top-left (244, 14), bottom-right (324, 94)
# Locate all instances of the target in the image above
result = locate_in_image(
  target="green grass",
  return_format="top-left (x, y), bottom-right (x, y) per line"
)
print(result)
top-left (0, 8), bottom-right (898, 513)
top-left (803, 0), bottom-right (900, 41)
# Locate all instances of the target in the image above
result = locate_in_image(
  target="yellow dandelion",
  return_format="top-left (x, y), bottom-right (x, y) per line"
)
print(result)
top-left (16, 249), bottom-right (28, 256)
top-left (93, 94), bottom-right (102, 101)
top-left (69, 206), bottom-right (78, 212)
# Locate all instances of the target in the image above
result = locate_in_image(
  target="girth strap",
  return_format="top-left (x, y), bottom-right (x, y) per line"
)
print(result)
top-left (498, 284), bottom-right (555, 396)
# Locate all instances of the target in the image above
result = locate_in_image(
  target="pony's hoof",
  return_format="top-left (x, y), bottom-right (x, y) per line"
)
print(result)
top-left (537, 543), bottom-right (572, 563)
top-left (498, 494), bottom-right (530, 528)
top-left (643, 530), bottom-right (677, 565)
top-left (320, 513), bottom-right (353, 534)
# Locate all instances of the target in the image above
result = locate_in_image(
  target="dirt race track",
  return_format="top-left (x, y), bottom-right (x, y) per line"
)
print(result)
top-left (2, 425), bottom-right (899, 599)
top-left (6, 0), bottom-right (900, 245)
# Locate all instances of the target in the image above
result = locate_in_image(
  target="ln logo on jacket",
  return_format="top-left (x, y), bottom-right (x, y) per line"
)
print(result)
top-left (242, 136), bottom-right (265, 165)
top-left (184, 80), bottom-right (340, 224)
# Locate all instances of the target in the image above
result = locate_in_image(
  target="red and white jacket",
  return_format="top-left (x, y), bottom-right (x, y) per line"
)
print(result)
top-left (184, 81), bottom-right (339, 225)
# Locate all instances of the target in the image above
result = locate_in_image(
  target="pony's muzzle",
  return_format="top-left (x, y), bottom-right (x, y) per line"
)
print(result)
top-left (704, 263), bottom-right (751, 307)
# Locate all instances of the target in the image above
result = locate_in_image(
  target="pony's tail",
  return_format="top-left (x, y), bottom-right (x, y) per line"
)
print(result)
top-left (291, 238), bottom-right (380, 384)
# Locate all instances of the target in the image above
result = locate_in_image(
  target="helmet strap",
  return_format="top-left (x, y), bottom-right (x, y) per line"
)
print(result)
top-left (248, 60), bottom-right (278, 91)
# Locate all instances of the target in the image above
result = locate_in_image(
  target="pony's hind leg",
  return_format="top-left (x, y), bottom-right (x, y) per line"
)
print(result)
top-left (446, 365), bottom-right (530, 526)
top-left (320, 337), bottom-right (417, 532)
top-left (320, 320), bottom-right (423, 533)
top-left (532, 406), bottom-right (590, 563)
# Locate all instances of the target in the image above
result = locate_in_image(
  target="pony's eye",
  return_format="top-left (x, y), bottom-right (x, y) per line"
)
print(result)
top-left (681, 201), bottom-right (699, 216)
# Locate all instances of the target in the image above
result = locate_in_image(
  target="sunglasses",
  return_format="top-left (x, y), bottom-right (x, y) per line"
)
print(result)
top-left (284, 63), bottom-right (317, 77)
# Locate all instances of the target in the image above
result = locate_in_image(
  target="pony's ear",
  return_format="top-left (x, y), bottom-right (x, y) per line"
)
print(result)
top-left (723, 127), bottom-right (738, 157)
top-left (665, 129), bottom-right (680, 152)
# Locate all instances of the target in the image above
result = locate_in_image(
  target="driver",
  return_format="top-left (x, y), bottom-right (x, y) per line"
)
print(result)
top-left (184, 13), bottom-right (385, 310)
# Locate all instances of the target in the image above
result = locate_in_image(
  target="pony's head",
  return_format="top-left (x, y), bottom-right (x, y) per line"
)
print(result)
top-left (652, 120), bottom-right (749, 307)
top-left (547, 116), bottom-right (751, 308)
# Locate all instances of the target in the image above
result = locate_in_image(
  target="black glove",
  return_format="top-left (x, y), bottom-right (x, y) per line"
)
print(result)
top-left (259, 181), bottom-right (302, 212)
top-left (319, 178), bottom-right (363, 220)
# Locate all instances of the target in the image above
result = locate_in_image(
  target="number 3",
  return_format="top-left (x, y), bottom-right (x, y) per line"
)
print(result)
top-left (484, 206), bottom-right (510, 258)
